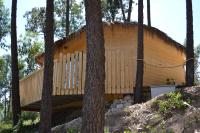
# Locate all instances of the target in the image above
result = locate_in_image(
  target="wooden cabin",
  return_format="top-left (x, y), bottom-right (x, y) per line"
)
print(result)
top-left (19, 22), bottom-right (185, 112)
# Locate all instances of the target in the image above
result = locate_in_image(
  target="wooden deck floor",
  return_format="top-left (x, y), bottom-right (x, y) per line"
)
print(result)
top-left (21, 94), bottom-right (123, 112)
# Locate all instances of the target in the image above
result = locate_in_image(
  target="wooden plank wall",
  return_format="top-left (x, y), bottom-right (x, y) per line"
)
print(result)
top-left (20, 48), bottom-right (186, 106)
top-left (53, 50), bottom-right (134, 96)
top-left (20, 50), bottom-right (134, 106)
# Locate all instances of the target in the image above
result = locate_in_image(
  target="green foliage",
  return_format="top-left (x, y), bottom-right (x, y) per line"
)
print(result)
top-left (23, 0), bottom-right (138, 38)
top-left (101, 0), bottom-right (137, 22)
top-left (0, 0), bottom-right (10, 48)
top-left (67, 128), bottom-right (79, 133)
top-left (0, 55), bottom-right (31, 122)
top-left (0, 9), bottom-right (43, 126)
top-left (145, 121), bottom-right (175, 133)
top-left (0, 55), bottom-right (10, 89)
top-left (0, 55), bottom-right (11, 122)
top-left (123, 131), bottom-right (131, 133)
top-left (55, 0), bottom-right (84, 37)
top-left (155, 92), bottom-right (187, 115)
top-left (13, 118), bottom-right (39, 133)
top-left (18, 31), bottom-right (43, 77)
top-left (24, 0), bottom-right (84, 38)
top-left (21, 111), bottom-right (39, 124)
top-left (0, 121), bottom-right (12, 133)
top-left (0, 57), bottom-right (5, 82)
top-left (23, 0), bottom-right (138, 37)
top-left (0, 103), bottom-right (3, 110)
top-left (23, 7), bottom-right (46, 34)
top-left (69, 1), bottom-right (84, 33)
top-left (0, 112), bottom-right (39, 133)
top-left (101, 0), bottom-right (120, 22)
top-left (194, 44), bottom-right (200, 83)
top-left (104, 127), bottom-right (132, 133)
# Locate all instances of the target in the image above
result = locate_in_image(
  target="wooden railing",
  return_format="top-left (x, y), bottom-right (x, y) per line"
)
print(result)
top-left (53, 51), bottom-right (86, 95)
top-left (20, 50), bottom-right (134, 106)
top-left (20, 68), bottom-right (44, 106)
top-left (53, 50), bottom-right (134, 95)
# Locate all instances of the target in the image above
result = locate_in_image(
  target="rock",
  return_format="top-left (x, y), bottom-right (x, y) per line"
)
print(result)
top-left (166, 115), bottom-right (184, 133)
top-left (124, 102), bottom-right (132, 107)
top-left (128, 99), bottom-right (134, 104)
top-left (52, 117), bottom-right (82, 133)
top-left (124, 95), bottom-right (132, 101)
top-left (116, 104), bottom-right (123, 109)
top-left (110, 103), bottom-right (116, 108)
top-left (111, 108), bottom-right (121, 113)
top-left (120, 100), bottom-right (126, 104)
top-left (195, 129), bottom-right (200, 133)
top-left (147, 114), bottom-right (163, 126)
top-left (113, 99), bottom-right (119, 104)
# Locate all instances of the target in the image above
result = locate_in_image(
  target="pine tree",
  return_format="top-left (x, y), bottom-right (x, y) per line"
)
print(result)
top-left (134, 0), bottom-right (144, 103)
top-left (185, 0), bottom-right (194, 86)
top-left (11, 0), bottom-right (21, 126)
top-left (39, 0), bottom-right (54, 132)
top-left (81, 0), bottom-right (105, 132)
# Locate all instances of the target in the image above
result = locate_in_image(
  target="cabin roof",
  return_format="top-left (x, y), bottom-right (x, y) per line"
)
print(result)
top-left (55, 22), bottom-right (185, 51)
top-left (35, 22), bottom-right (185, 62)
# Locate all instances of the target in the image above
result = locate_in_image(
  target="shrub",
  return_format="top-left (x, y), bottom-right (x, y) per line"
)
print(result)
top-left (0, 112), bottom-right (40, 133)
top-left (0, 121), bottom-right (12, 133)
top-left (67, 128), bottom-right (79, 133)
top-left (155, 92), bottom-right (187, 115)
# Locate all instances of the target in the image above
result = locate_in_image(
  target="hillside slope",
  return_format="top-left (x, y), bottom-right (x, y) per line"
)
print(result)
top-left (52, 86), bottom-right (200, 133)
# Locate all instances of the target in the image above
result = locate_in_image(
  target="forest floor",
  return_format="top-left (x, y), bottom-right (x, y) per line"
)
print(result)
top-left (52, 86), bottom-right (200, 133)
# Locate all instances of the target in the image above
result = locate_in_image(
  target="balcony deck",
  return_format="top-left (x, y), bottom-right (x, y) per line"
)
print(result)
top-left (20, 50), bottom-right (134, 111)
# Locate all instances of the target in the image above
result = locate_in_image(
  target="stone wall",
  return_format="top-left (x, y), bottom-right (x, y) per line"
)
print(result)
top-left (109, 95), bottom-right (134, 113)
top-left (52, 87), bottom-right (151, 128)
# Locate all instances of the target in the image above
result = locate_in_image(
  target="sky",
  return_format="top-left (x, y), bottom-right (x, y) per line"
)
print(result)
top-left (2, 0), bottom-right (200, 54)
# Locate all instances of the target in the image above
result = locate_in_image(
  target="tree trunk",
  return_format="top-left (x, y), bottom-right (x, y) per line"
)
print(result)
top-left (4, 93), bottom-right (7, 120)
top-left (147, 0), bottom-right (151, 27)
top-left (119, 0), bottom-right (126, 22)
top-left (11, 0), bottom-right (21, 126)
top-left (81, 0), bottom-right (105, 132)
top-left (39, 0), bottom-right (54, 132)
top-left (186, 0), bottom-right (194, 86)
top-left (110, 0), bottom-right (115, 22)
top-left (7, 87), bottom-right (11, 119)
top-left (134, 0), bottom-right (143, 104)
top-left (65, 0), bottom-right (70, 37)
top-left (127, 0), bottom-right (133, 22)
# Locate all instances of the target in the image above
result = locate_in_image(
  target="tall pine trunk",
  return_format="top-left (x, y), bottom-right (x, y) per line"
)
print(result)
top-left (65, 0), bottom-right (70, 37)
top-left (147, 0), bottom-right (151, 27)
top-left (110, 0), bottom-right (115, 22)
top-left (81, 0), bottom-right (105, 132)
top-left (4, 93), bottom-right (7, 120)
top-left (11, 0), bottom-right (21, 126)
top-left (134, 0), bottom-right (144, 103)
top-left (7, 87), bottom-right (11, 119)
top-left (186, 0), bottom-right (194, 86)
top-left (127, 0), bottom-right (133, 22)
top-left (119, 0), bottom-right (126, 22)
top-left (39, 0), bottom-right (54, 132)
